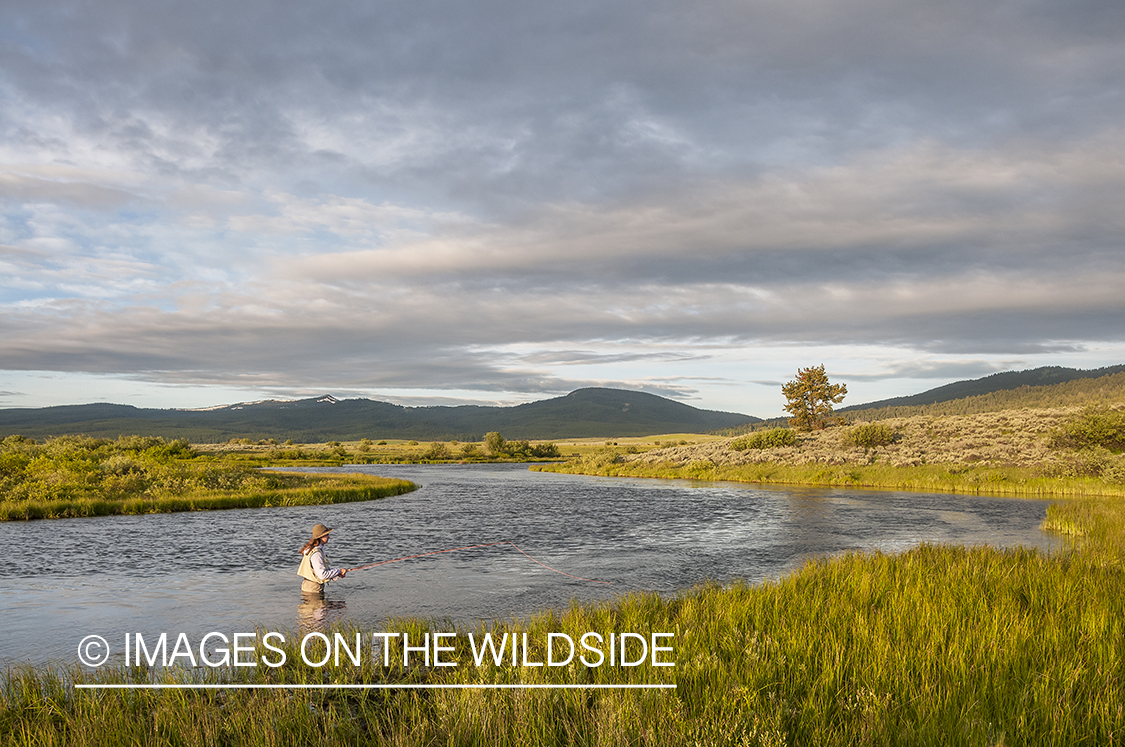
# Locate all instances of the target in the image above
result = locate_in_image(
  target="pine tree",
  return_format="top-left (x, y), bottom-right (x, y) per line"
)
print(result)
top-left (782, 365), bottom-right (847, 431)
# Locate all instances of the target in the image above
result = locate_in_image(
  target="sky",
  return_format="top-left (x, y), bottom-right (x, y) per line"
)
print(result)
top-left (1, 0), bottom-right (1123, 418)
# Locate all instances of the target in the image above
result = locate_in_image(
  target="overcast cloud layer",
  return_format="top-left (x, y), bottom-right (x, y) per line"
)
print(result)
top-left (2, 0), bottom-right (1123, 415)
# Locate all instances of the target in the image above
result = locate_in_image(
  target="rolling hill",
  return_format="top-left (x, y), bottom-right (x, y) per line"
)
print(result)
top-left (0, 388), bottom-right (759, 442)
top-left (840, 365), bottom-right (1125, 412)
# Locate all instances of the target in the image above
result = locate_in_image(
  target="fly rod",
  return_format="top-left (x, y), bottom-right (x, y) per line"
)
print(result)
top-left (347, 541), bottom-right (610, 585)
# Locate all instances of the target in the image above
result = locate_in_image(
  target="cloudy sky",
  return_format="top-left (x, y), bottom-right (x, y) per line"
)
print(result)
top-left (1, 0), bottom-right (1123, 417)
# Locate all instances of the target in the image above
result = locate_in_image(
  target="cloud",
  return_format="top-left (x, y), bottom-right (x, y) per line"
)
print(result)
top-left (517, 350), bottom-right (709, 366)
top-left (840, 360), bottom-right (1023, 383)
top-left (0, 0), bottom-right (1123, 411)
top-left (0, 173), bottom-right (142, 209)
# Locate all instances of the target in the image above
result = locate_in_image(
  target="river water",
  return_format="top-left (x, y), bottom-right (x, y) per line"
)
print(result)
top-left (1, 464), bottom-right (1058, 666)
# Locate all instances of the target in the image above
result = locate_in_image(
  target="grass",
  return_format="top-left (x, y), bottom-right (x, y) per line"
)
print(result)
top-left (0, 472), bottom-right (416, 521)
top-left (534, 459), bottom-right (1125, 499)
top-left (0, 435), bottom-right (417, 521)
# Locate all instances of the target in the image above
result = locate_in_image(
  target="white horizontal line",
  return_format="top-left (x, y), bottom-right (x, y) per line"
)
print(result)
top-left (75, 683), bottom-right (675, 690)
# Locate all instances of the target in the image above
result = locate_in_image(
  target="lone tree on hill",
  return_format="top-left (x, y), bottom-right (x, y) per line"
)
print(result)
top-left (782, 365), bottom-right (847, 431)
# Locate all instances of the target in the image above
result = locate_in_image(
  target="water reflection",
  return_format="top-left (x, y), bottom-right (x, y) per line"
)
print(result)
top-left (297, 594), bottom-right (348, 633)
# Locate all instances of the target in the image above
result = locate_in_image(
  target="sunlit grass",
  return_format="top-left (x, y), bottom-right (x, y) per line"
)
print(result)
top-left (0, 472), bottom-right (415, 521)
top-left (197, 433), bottom-right (722, 466)
top-left (535, 459), bottom-right (1125, 499)
top-left (5, 537), bottom-right (1125, 745)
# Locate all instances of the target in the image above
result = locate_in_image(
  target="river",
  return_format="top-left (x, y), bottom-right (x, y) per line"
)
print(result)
top-left (1, 464), bottom-right (1058, 666)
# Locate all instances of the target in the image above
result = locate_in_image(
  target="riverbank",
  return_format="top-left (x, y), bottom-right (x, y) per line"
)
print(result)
top-left (533, 459), bottom-right (1125, 499)
top-left (4, 539), bottom-right (1122, 745)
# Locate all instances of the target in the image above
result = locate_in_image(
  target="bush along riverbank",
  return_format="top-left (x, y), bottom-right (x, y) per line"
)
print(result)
top-left (0, 435), bottom-right (415, 520)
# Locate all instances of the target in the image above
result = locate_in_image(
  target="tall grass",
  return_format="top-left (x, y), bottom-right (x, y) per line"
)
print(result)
top-left (0, 434), bottom-right (417, 521)
top-left (535, 459), bottom-right (1125, 499)
top-left (0, 473), bottom-right (416, 521)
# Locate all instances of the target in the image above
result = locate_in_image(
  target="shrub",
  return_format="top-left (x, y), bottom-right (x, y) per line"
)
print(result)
top-left (1043, 448), bottom-right (1115, 479)
top-left (529, 442), bottom-right (560, 458)
top-left (583, 448), bottom-right (624, 467)
top-left (843, 423), bottom-right (900, 448)
top-left (423, 442), bottom-right (451, 460)
top-left (484, 432), bottom-right (507, 455)
top-left (1049, 406), bottom-right (1125, 451)
top-left (731, 428), bottom-right (797, 450)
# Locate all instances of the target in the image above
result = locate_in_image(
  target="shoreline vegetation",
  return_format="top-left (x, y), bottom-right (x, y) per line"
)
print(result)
top-left (3, 403), bottom-right (1125, 743)
top-left (3, 540), bottom-right (1123, 744)
top-left (0, 435), bottom-right (415, 521)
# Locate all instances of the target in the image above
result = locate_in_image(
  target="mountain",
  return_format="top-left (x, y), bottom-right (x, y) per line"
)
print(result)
top-left (0, 388), bottom-right (759, 442)
top-left (841, 365), bottom-right (1125, 412)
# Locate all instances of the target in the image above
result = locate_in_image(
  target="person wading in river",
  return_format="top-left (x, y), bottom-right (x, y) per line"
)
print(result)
top-left (297, 523), bottom-right (348, 595)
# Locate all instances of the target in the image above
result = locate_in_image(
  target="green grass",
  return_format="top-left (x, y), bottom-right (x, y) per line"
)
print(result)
top-left (534, 459), bottom-right (1125, 499)
top-left (0, 435), bottom-right (416, 521)
top-left (0, 472), bottom-right (416, 521)
top-left (3, 538), bottom-right (1124, 745)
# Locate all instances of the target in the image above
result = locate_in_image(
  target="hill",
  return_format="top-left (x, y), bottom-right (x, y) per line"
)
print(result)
top-left (841, 365), bottom-right (1125, 412)
top-left (839, 367), bottom-right (1125, 422)
top-left (0, 388), bottom-right (758, 442)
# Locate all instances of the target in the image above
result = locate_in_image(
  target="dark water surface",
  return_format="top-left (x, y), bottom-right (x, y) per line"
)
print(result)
top-left (2, 464), bottom-right (1058, 665)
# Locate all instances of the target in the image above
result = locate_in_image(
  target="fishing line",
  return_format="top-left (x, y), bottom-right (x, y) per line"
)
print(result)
top-left (347, 541), bottom-right (610, 585)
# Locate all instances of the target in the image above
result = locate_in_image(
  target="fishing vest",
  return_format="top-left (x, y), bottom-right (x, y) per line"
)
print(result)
top-left (297, 548), bottom-right (328, 583)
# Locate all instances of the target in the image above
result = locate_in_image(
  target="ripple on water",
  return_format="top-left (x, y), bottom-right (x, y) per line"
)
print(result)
top-left (2, 463), bottom-right (1057, 664)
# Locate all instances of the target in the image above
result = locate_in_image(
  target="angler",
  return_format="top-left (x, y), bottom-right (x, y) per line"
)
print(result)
top-left (297, 523), bottom-right (349, 594)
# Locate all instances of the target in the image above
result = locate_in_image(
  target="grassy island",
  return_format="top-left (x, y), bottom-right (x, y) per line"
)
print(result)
top-left (0, 434), bottom-right (415, 521)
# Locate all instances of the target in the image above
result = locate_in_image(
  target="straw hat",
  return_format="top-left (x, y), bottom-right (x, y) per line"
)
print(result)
top-left (309, 523), bottom-right (334, 541)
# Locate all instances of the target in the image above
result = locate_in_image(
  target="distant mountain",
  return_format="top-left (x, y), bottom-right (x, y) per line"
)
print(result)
top-left (0, 388), bottom-right (759, 442)
top-left (841, 365), bottom-right (1125, 412)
